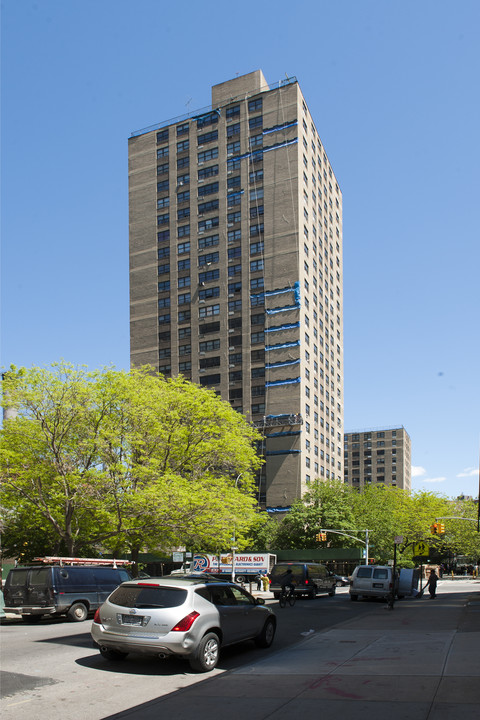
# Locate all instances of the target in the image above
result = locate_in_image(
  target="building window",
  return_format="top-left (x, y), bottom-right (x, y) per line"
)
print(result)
top-left (228, 211), bottom-right (241, 225)
top-left (228, 263), bottom-right (242, 277)
top-left (158, 313), bottom-right (170, 325)
top-left (228, 229), bottom-right (241, 242)
top-left (179, 361), bottom-right (191, 372)
top-left (198, 251), bottom-right (219, 266)
top-left (251, 331), bottom-right (264, 344)
top-left (177, 207), bottom-right (190, 221)
top-left (178, 327), bottom-right (191, 339)
top-left (196, 112), bottom-right (219, 129)
top-left (157, 230), bottom-right (170, 243)
top-left (157, 163), bottom-right (169, 176)
top-left (176, 122), bottom-right (189, 136)
top-left (199, 268), bottom-right (220, 283)
top-left (158, 263), bottom-right (170, 275)
top-left (198, 147), bottom-right (218, 163)
top-left (250, 205), bottom-right (264, 218)
top-left (197, 130), bottom-right (218, 145)
top-left (198, 234), bottom-right (219, 250)
top-left (157, 147), bottom-right (169, 159)
top-left (177, 190), bottom-right (190, 203)
top-left (227, 140), bottom-right (241, 156)
top-left (250, 241), bottom-right (264, 255)
top-left (177, 156), bottom-right (189, 169)
top-left (227, 157), bottom-right (241, 171)
top-left (250, 277), bottom-right (264, 291)
top-left (198, 164), bottom-right (219, 180)
top-left (158, 281), bottom-right (170, 292)
top-left (199, 304), bottom-right (220, 318)
top-left (178, 309), bottom-right (191, 323)
top-left (198, 199), bottom-right (219, 215)
top-left (178, 276), bottom-right (190, 288)
top-left (229, 299), bottom-right (242, 312)
top-left (199, 217), bottom-right (219, 232)
top-left (177, 224), bottom-right (190, 238)
top-left (157, 179), bottom-right (169, 193)
top-left (200, 339), bottom-right (220, 352)
top-left (198, 181), bottom-right (219, 197)
top-left (226, 105), bottom-right (240, 120)
top-left (250, 224), bottom-right (264, 239)
top-left (249, 116), bottom-right (263, 130)
top-left (178, 241), bottom-right (190, 254)
top-left (158, 297), bottom-right (170, 309)
top-left (177, 139), bottom-right (189, 153)
top-left (228, 246), bottom-right (242, 260)
top-left (229, 281), bottom-right (242, 294)
top-left (157, 197), bottom-right (170, 210)
top-left (250, 259), bottom-right (264, 272)
top-left (226, 123), bottom-right (241, 138)
top-left (199, 286), bottom-right (220, 300)
top-left (179, 344), bottom-right (191, 356)
top-left (249, 134), bottom-right (263, 149)
top-left (248, 97), bottom-right (262, 112)
top-left (156, 128), bottom-right (169, 143)
top-left (178, 292), bottom-right (191, 305)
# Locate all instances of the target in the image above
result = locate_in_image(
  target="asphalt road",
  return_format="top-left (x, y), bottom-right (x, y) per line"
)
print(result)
top-left (2, 582), bottom-right (474, 720)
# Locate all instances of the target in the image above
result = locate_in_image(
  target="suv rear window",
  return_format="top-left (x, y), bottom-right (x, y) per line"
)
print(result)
top-left (108, 584), bottom-right (187, 609)
top-left (357, 567), bottom-right (373, 578)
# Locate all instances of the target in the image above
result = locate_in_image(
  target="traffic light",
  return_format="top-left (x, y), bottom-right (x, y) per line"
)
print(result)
top-left (430, 523), bottom-right (438, 534)
top-left (321, 532), bottom-right (327, 541)
top-left (437, 523), bottom-right (445, 535)
top-left (368, 558), bottom-right (375, 564)
top-left (315, 532), bottom-right (327, 541)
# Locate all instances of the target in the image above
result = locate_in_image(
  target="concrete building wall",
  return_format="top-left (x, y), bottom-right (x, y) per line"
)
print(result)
top-left (344, 427), bottom-right (411, 491)
top-left (129, 72), bottom-right (344, 509)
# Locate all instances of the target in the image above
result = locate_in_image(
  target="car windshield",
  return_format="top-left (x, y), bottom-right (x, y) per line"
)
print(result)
top-left (108, 584), bottom-right (187, 609)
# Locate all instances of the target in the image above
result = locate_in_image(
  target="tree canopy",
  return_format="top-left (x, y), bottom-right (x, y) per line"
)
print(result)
top-left (0, 363), bottom-right (262, 560)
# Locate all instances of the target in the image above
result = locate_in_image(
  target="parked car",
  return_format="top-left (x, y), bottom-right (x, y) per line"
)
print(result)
top-left (349, 565), bottom-right (399, 601)
top-left (3, 565), bottom-right (131, 622)
top-left (91, 575), bottom-right (276, 672)
top-left (269, 562), bottom-right (336, 599)
top-left (334, 574), bottom-right (350, 587)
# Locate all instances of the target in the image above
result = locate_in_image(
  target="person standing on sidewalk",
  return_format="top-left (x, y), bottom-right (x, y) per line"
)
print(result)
top-left (426, 569), bottom-right (438, 599)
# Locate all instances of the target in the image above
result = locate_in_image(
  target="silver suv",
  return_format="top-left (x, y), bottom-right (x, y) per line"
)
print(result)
top-left (91, 574), bottom-right (276, 672)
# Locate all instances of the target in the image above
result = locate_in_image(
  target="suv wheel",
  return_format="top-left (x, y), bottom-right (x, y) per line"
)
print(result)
top-left (67, 602), bottom-right (88, 622)
top-left (254, 617), bottom-right (276, 648)
top-left (189, 632), bottom-right (220, 672)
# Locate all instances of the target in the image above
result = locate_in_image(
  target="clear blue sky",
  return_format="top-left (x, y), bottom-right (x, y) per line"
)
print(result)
top-left (1, 1), bottom-right (479, 499)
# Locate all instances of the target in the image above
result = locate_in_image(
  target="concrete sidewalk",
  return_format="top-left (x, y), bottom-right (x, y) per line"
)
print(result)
top-left (105, 585), bottom-right (480, 720)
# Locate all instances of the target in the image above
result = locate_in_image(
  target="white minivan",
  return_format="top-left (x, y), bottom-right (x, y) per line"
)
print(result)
top-left (349, 565), bottom-right (398, 601)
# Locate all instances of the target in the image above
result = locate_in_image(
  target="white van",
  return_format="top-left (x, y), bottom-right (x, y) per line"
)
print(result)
top-left (349, 565), bottom-right (398, 601)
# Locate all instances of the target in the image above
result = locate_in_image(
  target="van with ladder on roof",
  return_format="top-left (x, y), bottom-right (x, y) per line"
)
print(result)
top-left (3, 556), bottom-right (131, 622)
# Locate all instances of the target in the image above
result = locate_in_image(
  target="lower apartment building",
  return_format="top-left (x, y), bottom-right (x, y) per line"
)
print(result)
top-left (129, 70), bottom-right (344, 511)
top-left (343, 427), bottom-right (411, 491)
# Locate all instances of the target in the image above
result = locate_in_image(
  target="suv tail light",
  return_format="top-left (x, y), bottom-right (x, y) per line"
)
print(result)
top-left (93, 609), bottom-right (102, 624)
top-left (171, 611), bottom-right (200, 632)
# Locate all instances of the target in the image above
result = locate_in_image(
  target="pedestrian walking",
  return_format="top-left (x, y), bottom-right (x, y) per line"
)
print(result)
top-left (426, 569), bottom-right (438, 599)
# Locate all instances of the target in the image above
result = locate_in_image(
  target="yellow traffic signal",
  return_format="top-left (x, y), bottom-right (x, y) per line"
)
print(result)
top-left (315, 533), bottom-right (322, 541)
top-left (430, 523), bottom-right (438, 534)
top-left (321, 532), bottom-right (327, 541)
top-left (437, 523), bottom-right (445, 535)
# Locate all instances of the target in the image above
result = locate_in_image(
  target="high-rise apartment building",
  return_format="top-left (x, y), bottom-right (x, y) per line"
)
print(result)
top-left (343, 427), bottom-right (411, 491)
top-left (129, 71), bottom-right (344, 511)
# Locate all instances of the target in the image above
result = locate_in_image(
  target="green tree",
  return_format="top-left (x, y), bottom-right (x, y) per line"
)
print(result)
top-left (0, 363), bottom-right (262, 562)
top-left (274, 480), bottom-right (357, 549)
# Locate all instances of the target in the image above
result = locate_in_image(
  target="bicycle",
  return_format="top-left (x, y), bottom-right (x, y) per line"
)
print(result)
top-left (279, 586), bottom-right (296, 608)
